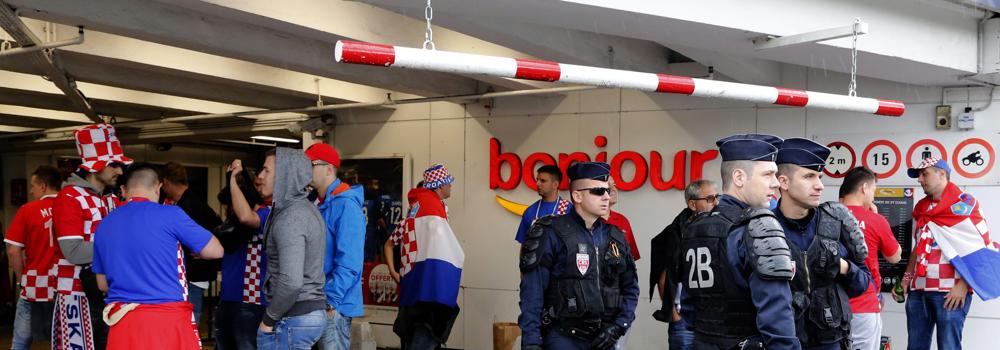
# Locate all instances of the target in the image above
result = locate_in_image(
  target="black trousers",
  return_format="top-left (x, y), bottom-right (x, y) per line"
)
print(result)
top-left (79, 267), bottom-right (108, 350)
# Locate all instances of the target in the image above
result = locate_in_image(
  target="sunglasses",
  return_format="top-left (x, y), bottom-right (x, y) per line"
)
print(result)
top-left (693, 194), bottom-right (720, 202)
top-left (575, 187), bottom-right (611, 196)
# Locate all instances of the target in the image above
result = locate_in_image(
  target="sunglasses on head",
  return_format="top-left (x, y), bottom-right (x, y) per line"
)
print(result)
top-left (576, 187), bottom-right (611, 196)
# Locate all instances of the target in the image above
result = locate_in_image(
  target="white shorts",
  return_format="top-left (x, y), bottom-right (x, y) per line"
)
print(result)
top-left (850, 312), bottom-right (882, 350)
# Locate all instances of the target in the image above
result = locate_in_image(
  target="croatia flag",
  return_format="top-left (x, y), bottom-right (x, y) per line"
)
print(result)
top-left (915, 183), bottom-right (1000, 301)
top-left (396, 188), bottom-right (464, 307)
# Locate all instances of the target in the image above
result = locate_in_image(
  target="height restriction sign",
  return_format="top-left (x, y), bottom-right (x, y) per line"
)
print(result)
top-left (824, 141), bottom-right (856, 178)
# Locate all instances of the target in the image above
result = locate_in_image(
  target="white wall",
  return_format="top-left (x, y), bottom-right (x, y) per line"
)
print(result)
top-left (333, 62), bottom-right (1000, 349)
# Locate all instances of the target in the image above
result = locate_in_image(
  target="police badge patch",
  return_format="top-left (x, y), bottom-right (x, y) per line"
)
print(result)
top-left (576, 253), bottom-right (590, 274)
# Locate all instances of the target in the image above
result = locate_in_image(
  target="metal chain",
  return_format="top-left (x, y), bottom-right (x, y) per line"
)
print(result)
top-left (422, 0), bottom-right (436, 50)
top-left (315, 78), bottom-right (323, 107)
top-left (848, 18), bottom-right (860, 97)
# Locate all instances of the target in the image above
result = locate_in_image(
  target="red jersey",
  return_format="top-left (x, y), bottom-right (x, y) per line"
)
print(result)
top-left (607, 211), bottom-right (641, 261)
top-left (4, 195), bottom-right (60, 302)
top-left (846, 205), bottom-right (899, 313)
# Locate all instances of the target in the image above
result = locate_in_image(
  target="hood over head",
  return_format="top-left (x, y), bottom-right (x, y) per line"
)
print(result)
top-left (272, 147), bottom-right (314, 209)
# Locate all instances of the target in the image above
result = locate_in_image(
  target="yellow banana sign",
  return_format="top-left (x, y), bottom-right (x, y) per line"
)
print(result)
top-left (495, 195), bottom-right (529, 216)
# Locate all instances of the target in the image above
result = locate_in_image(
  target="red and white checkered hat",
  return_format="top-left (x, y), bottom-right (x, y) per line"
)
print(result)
top-left (74, 124), bottom-right (132, 172)
top-left (423, 164), bottom-right (454, 189)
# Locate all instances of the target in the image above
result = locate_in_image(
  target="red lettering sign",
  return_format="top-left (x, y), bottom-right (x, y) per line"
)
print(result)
top-left (489, 136), bottom-right (719, 191)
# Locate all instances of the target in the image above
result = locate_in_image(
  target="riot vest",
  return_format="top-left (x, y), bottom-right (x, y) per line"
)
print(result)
top-left (680, 206), bottom-right (759, 339)
top-left (786, 207), bottom-right (855, 347)
top-left (541, 215), bottom-right (631, 338)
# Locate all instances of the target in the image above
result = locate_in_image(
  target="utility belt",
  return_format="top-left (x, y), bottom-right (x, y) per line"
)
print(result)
top-left (547, 315), bottom-right (611, 341)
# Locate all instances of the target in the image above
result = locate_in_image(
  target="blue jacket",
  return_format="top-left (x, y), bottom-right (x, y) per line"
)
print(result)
top-left (319, 178), bottom-right (367, 317)
top-left (682, 195), bottom-right (801, 350)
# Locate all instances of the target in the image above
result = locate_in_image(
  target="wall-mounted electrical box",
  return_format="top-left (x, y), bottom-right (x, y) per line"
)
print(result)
top-left (936, 105), bottom-right (952, 129)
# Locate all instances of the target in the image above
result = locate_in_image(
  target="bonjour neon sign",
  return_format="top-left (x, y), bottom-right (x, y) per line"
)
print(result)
top-left (490, 136), bottom-right (719, 192)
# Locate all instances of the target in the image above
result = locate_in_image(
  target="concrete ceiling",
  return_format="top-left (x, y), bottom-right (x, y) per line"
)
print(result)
top-left (0, 0), bottom-right (992, 146)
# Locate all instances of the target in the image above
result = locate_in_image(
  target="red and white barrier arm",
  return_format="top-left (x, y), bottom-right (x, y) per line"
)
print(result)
top-left (334, 40), bottom-right (904, 117)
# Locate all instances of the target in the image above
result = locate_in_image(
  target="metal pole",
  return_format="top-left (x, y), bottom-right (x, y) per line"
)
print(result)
top-left (334, 40), bottom-right (905, 117)
top-left (0, 27), bottom-right (84, 57)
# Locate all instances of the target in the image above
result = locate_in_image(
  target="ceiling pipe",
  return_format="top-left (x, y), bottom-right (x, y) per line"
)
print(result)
top-left (0, 26), bottom-right (83, 57)
top-left (333, 40), bottom-right (906, 117)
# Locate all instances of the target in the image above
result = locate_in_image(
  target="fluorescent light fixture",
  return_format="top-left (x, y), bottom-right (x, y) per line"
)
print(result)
top-left (251, 135), bottom-right (300, 143)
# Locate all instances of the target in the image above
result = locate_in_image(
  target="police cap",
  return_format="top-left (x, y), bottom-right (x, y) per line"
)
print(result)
top-left (776, 138), bottom-right (831, 172)
top-left (715, 134), bottom-right (783, 162)
top-left (567, 162), bottom-right (611, 182)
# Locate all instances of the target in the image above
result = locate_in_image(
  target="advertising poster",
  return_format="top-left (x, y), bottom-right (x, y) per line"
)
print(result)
top-left (873, 187), bottom-right (915, 292)
top-left (338, 157), bottom-right (405, 307)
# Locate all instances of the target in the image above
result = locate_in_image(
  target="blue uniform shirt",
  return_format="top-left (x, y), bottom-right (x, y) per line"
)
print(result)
top-left (681, 195), bottom-right (801, 350)
top-left (772, 207), bottom-right (872, 298)
top-left (93, 199), bottom-right (212, 304)
top-left (517, 209), bottom-right (639, 347)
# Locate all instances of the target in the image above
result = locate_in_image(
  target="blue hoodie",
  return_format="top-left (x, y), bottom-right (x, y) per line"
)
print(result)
top-left (318, 178), bottom-right (366, 317)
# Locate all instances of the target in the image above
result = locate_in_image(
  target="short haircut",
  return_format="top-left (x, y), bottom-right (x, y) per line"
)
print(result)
top-left (536, 165), bottom-right (563, 183)
top-left (123, 163), bottom-right (160, 189)
top-left (684, 179), bottom-right (716, 201)
top-left (839, 166), bottom-right (877, 198)
top-left (161, 162), bottom-right (188, 185)
top-left (32, 165), bottom-right (63, 190)
top-left (720, 160), bottom-right (755, 191)
top-left (776, 163), bottom-right (799, 179)
top-left (264, 148), bottom-right (276, 159)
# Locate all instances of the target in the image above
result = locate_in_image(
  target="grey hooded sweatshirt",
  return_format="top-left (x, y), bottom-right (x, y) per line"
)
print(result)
top-left (262, 147), bottom-right (327, 326)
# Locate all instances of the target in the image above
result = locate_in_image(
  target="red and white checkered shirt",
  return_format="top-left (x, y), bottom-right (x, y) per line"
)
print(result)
top-left (911, 202), bottom-right (959, 292)
top-left (52, 184), bottom-right (117, 296)
top-left (242, 236), bottom-right (264, 305)
top-left (390, 217), bottom-right (419, 276)
top-left (242, 205), bottom-right (270, 305)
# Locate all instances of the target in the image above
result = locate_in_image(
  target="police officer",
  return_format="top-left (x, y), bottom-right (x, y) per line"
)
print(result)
top-left (518, 162), bottom-right (640, 350)
top-left (772, 138), bottom-right (871, 350)
top-left (681, 134), bottom-right (801, 350)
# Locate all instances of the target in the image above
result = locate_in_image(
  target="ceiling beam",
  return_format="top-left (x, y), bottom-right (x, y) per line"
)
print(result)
top-left (0, 2), bottom-right (102, 122)
top-left (174, 0), bottom-right (556, 91)
top-left (368, 2), bottom-right (675, 74)
top-left (0, 87), bottom-right (200, 120)
top-left (5, 0), bottom-right (479, 96)
top-left (31, 21), bottom-right (395, 105)
top-left (0, 70), bottom-right (260, 116)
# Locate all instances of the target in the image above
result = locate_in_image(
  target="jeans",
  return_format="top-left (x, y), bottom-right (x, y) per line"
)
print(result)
top-left (319, 309), bottom-right (352, 350)
top-left (905, 290), bottom-right (972, 350)
top-left (668, 321), bottom-right (695, 350)
top-left (188, 283), bottom-right (205, 325)
top-left (216, 301), bottom-right (266, 350)
top-left (403, 324), bottom-right (443, 350)
top-left (256, 309), bottom-right (325, 350)
top-left (12, 298), bottom-right (32, 350)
